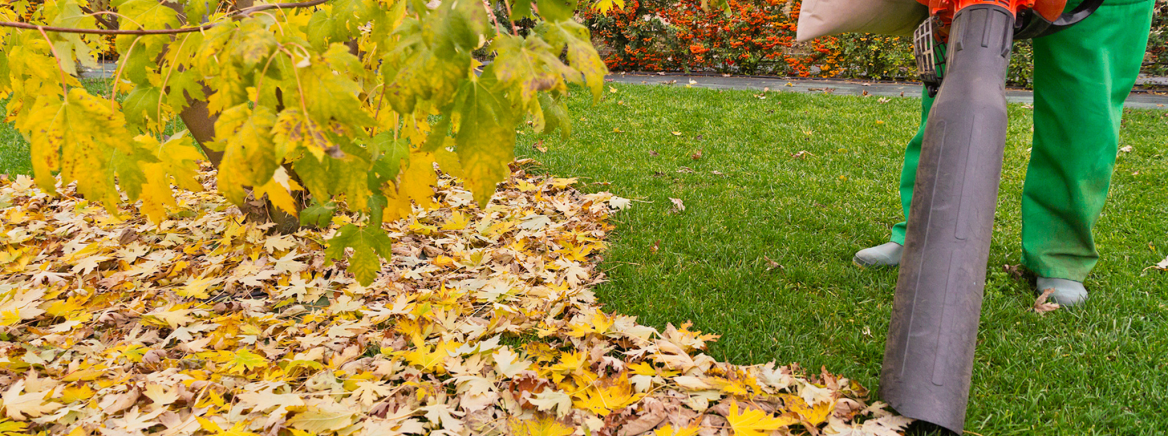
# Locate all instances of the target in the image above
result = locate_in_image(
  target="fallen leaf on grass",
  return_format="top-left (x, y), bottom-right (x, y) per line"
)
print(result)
top-left (1003, 263), bottom-right (1025, 280)
top-left (877, 97), bottom-right (891, 104)
top-left (763, 256), bottom-right (782, 271)
top-left (669, 197), bottom-right (686, 213)
top-left (671, 131), bottom-right (683, 136)
top-left (691, 150), bottom-right (703, 160)
top-left (791, 150), bottom-right (814, 159)
top-left (1119, 145), bottom-right (1133, 153)
top-left (650, 240), bottom-right (660, 254)
top-left (535, 140), bottom-right (547, 153)
top-left (649, 150), bottom-right (659, 157)
top-left (1033, 288), bottom-right (1061, 314)
top-left (727, 401), bottom-right (798, 435)
top-left (1147, 256), bottom-right (1168, 271)
top-left (677, 167), bottom-right (695, 173)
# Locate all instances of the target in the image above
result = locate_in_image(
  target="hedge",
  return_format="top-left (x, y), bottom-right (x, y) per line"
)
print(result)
top-left (583, 0), bottom-right (1168, 85)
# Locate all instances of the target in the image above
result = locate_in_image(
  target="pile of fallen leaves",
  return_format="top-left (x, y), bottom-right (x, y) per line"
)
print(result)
top-left (0, 164), bottom-right (909, 435)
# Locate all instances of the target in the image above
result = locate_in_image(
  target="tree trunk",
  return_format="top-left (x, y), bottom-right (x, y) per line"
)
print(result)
top-left (164, 0), bottom-right (303, 234)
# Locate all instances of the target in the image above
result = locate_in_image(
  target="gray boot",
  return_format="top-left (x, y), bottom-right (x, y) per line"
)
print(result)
top-left (1036, 277), bottom-right (1088, 307)
top-left (854, 242), bottom-right (903, 268)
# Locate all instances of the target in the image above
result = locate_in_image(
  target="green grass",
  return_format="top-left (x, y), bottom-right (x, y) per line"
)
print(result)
top-left (521, 84), bottom-right (1168, 435)
top-left (2, 80), bottom-right (1166, 434)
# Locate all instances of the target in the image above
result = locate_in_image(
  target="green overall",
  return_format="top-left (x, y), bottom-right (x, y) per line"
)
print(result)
top-left (889, 0), bottom-right (1155, 282)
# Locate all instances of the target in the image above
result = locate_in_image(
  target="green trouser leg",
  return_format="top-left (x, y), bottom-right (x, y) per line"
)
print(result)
top-left (1020, 0), bottom-right (1153, 281)
top-left (889, 90), bottom-right (933, 246)
top-left (890, 0), bottom-right (1153, 281)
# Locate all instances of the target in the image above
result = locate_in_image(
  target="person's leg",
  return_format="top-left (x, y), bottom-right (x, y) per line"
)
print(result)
top-left (1023, 0), bottom-right (1154, 304)
top-left (854, 88), bottom-right (934, 267)
top-left (890, 90), bottom-right (936, 246)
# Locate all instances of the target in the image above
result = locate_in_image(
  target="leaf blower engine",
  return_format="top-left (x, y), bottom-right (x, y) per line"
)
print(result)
top-left (880, 0), bottom-right (1101, 433)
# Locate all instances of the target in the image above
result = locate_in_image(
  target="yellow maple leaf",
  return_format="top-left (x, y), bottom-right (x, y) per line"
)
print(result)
top-left (507, 415), bottom-right (575, 436)
top-left (133, 133), bottom-right (204, 224)
top-left (404, 340), bottom-right (461, 374)
top-left (14, 88), bottom-right (131, 210)
top-left (285, 401), bottom-right (355, 434)
top-left (782, 393), bottom-right (835, 426)
top-left (179, 275), bottom-right (222, 299)
top-left (253, 167), bottom-right (303, 217)
top-left (566, 311), bottom-right (615, 337)
top-left (382, 149), bottom-right (439, 223)
top-left (726, 401), bottom-right (798, 436)
top-left (546, 351), bottom-right (587, 382)
top-left (571, 373), bottom-right (643, 416)
top-left (654, 423), bottom-right (701, 436)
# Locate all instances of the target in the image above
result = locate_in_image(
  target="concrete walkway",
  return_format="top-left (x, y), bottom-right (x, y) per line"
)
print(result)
top-left (608, 73), bottom-right (1168, 110)
top-left (80, 62), bottom-right (1168, 110)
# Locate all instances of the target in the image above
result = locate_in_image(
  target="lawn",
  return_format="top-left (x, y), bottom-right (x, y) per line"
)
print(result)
top-left (2, 81), bottom-right (1166, 434)
top-left (521, 84), bottom-right (1168, 435)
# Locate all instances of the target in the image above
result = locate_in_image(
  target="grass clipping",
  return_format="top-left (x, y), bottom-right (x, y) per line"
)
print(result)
top-left (0, 165), bottom-right (908, 435)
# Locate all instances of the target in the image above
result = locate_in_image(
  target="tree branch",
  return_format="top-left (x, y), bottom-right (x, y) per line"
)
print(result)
top-left (79, 6), bottom-right (118, 30)
top-left (0, 0), bottom-right (330, 35)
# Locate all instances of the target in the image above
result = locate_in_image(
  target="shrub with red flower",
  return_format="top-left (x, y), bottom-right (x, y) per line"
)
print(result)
top-left (581, 0), bottom-right (840, 76)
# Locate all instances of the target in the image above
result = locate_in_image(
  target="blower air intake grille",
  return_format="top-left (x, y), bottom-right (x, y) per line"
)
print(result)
top-left (913, 16), bottom-right (946, 97)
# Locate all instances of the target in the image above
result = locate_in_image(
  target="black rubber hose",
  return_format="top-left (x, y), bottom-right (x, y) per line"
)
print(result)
top-left (879, 4), bottom-right (1015, 435)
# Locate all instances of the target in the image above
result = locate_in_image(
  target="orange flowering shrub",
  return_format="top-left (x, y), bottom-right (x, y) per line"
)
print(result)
top-left (582, 0), bottom-right (841, 76)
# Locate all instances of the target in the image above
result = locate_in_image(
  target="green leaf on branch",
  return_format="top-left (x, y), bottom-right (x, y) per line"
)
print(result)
top-left (325, 223), bottom-right (393, 286)
top-left (368, 132), bottom-right (411, 189)
top-left (538, 21), bottom-right (608, 103)
top-left (451, 73), bottom-right (517, 208)
top-left (212, 104), bottom-right (280, 206)
top-left (536, 93), bottom-right (571, 139)
top-left (300, 200), bottom-right (337, 228)
top-left (121, 86), bottom-right (165, 131)
top-left (536, 0), bottom-right (578, 22)
top-left (491, 34), bottom-right (571, 108)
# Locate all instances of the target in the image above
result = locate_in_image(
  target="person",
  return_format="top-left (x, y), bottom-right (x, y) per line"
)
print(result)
top-left (853, 0), bottom-right (1155, 307)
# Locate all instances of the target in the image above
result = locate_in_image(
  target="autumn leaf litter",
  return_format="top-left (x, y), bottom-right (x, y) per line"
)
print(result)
top-left (0, 168), bottom-right (907, 435)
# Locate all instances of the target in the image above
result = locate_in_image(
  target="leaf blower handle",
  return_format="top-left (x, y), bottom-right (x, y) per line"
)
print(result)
top-left (879, 4), bottom-right (1014, 434)
top-left (1015, 0), bottom-right (1104, 38)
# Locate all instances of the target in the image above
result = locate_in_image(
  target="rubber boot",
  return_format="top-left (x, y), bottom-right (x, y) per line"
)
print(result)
top-left (854, 242), bottom-right (904, 268)
top-left (1036, 277), bottom-right (1088, 306)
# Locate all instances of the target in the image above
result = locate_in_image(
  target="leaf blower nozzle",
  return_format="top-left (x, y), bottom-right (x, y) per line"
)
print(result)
top-left (880, 5), bottom-right (1013, 433)
top-left (879, 0), bottom-right (1101, 433)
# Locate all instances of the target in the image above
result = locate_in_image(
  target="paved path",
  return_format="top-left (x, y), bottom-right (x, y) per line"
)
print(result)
top-left (608, 73), bottom-right (1168, 110)
top-left (80, 62), bottom-right (1168, 110)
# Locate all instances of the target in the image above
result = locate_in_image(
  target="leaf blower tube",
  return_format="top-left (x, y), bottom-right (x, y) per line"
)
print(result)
top-left (878, 0), bottom-right (1102, 431)
top-left (878, 4), bottom-right (1014, 434)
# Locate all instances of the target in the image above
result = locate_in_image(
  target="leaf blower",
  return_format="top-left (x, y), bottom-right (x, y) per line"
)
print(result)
top-left (879, 0), bottom-right (1102, 433)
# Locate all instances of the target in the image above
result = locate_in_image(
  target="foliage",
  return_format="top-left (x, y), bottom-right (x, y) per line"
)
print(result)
top-left (581, 0), bottom-right (841, 76)
top-left (0, 0), bottom-right (606, 286)
top-left (0, 168), bottom-right (909, 433)
top-left (825, 35), bottom-right (915, 81)
top-left (584, 0), bottom-right (1168, 85)
top-left (1146, 0), bottom-right (1168, 77)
